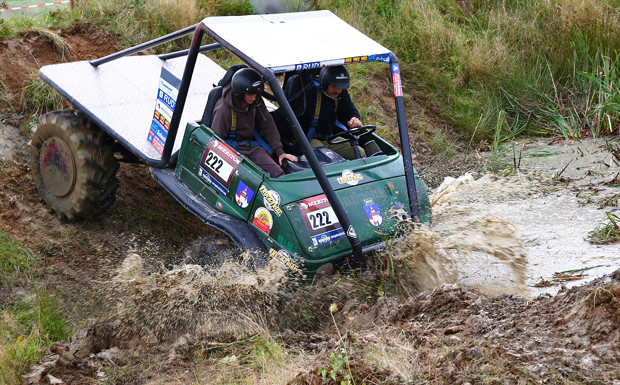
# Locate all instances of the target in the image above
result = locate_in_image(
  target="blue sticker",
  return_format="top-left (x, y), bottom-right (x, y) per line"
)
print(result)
top-left (363, 203), bottom-right (383, 227)
top-left (198, 168), bottom-right (227, 196)
top-left (235, 181), bottom-right (255, 209)
top-left (294, 62), bottom-right (321, 71)
top-left (368, 54), bottom-right (391, 63)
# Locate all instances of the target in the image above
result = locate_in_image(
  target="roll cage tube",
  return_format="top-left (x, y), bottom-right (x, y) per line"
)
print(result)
top-left (390, 54), bottom-right (421, 223)
top-left (268, 76), bottom-right (363, 259)
top-left (203, 26), bottom-right (363, 260)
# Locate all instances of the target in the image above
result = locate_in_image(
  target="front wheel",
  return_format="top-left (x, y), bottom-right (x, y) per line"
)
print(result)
top-left (28, 110), bottom-right (119, 219)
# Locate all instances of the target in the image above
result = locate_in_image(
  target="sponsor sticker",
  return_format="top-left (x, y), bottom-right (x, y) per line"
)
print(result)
top-left (235, 181), bottom-right (255, 209)
top-left (198, 138), bottom-right (241, 195)
top-left (363, 203), bottom-right (383, 227)
top-left (344, 56), bottom-right (368, 64)
top-left (148, 67), bottom-right (179, 155)
top-left (294, 62), bottom-right (321, 71)
top-left (269, 248), bottom-right (298, 271)
top-left (390, 201), bottom-right (409, 221)
top-left (391, 63), bottom-right (403, 97)
top-left (298, 194), bottom-right (345, 246)
top-left (337, 169), bottom-right (363, 186)
top-left (252, 207), bottom-right (273, 235)
top-left (259, 185), bottom-right (282, 216)
top-left (368, 54), bottom-right (391, 63)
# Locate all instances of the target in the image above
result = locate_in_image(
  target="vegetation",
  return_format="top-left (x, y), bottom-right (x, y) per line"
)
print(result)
top-left (20, 71), bottom-right (67, 114)
top-left (588, 211), bottom-right (620, 244)
top-left (0, 231), bottom-right (69, 384)
top-left (322, 0), bottom-right (620, 146)
top-left (0, 1), bottom-right (618, 382)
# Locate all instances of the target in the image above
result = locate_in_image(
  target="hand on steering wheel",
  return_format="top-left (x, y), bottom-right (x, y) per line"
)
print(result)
top-left (328, 125), bottom-right (376, 145)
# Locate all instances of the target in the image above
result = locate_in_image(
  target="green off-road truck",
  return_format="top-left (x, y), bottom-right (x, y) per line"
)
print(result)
top-left (30, 10), bottom-right (432, 277)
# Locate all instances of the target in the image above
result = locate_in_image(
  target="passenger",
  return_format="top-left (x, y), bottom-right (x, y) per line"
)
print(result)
top-left (211, 68), bottom-right (297, 177)
top-left (290, 65), bottom-right (366, 160)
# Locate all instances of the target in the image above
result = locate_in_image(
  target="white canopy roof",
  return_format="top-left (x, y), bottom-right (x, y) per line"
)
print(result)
top-left (201, 10), bottom-right (392, 72)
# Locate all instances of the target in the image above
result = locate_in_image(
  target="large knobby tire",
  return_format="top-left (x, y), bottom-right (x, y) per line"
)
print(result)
top-left (29, 110), bottom-right (119, 219)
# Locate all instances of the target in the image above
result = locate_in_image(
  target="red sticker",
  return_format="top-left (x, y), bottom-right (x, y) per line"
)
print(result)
top-left (392, 73), bottom-right (403, 97)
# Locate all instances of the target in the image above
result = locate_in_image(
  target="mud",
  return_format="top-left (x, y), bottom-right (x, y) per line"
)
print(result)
top-left (1, 21), bottom-right (619, 385)
top-left (0, 22), bottom-right (118, 105)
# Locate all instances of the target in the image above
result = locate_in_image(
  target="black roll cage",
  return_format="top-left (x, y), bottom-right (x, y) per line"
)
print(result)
top-left (89, 21), bottom-right (421, 259)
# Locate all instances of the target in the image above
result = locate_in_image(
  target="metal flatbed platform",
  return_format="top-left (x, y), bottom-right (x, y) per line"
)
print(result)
top-left (39, 54), bottom-right (225, 162)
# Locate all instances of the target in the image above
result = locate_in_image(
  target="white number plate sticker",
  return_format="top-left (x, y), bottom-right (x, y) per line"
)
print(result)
top-left (306, 207), bottom-right (337, 230)
top-left (297, 194), bottom-right (345, 246)
top-left (204, 150), bottom-right (234, 182)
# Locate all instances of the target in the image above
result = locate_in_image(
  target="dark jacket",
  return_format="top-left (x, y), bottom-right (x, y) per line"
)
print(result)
top-left (211, 84), bottom-right (284, 157)
top-left (289, 80), bottom-right (361, 140)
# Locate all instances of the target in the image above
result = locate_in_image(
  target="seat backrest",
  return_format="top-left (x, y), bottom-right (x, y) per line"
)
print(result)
top-left (217, 64), bottom-right (248, 87)
top-left (283, 74), bottom-right (303, 100)
top-left (200, 86), bottom-right (223, 127)
top-left (200, 64), bottom-right (249, 127)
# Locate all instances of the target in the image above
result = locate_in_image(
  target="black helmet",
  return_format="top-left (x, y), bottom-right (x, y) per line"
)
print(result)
top-left (231, 68), bottom-right (264, 100)
top-left (319, 65), bottom-right (350, 90)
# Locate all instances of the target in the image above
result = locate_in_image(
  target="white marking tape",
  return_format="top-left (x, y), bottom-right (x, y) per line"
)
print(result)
top-left (1, 1), bottom-right (70, 12)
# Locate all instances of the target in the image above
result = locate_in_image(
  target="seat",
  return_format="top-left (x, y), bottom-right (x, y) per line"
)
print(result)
top-left (199, 86), bottom-right (223, 127)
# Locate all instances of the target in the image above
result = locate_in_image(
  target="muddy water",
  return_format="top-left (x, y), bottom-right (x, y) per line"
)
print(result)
top-left (110, 139), bottom-right (618, 336)
top-left (392, 138), bottom-right (619, 299)
top-left (387, 175), bottom-right (529, 298)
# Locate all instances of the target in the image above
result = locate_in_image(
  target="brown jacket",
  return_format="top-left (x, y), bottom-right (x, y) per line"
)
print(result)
top-left (211, 84), bottom-right (284, 157)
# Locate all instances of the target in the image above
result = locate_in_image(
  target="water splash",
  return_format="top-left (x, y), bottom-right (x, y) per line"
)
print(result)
top-left (384, 173), bottom-right (529, 297)
top-left (111, 250), bottom-right (293, 342)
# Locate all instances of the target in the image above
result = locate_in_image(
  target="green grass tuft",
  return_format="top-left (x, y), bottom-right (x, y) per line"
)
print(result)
top-left (20, 71), bottom-right (66, 114)
top-left (587, 212), bottom-right (620, 244)
top-left (321, 0), bottom-right (620, 151)
top-left (0, 231), bottom-right (33, 287)
top-left (0, 232), bottom-right (69, 384)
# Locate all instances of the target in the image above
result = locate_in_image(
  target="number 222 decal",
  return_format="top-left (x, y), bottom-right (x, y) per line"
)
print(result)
top-left (298, 195), bottom-right (346, 247)
top-left (199, 138), bottom-right (241, 195)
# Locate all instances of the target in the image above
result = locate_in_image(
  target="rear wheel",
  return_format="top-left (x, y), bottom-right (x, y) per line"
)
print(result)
top-left (29, 110), bottom-right (119, 219)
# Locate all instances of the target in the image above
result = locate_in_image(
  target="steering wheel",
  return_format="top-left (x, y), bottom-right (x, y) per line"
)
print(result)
top-left (328, 125), bottom-right (376, 145)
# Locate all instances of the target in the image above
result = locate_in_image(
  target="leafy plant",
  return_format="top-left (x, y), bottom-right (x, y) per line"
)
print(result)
top-left (319, 303), bottom-right (355, 384)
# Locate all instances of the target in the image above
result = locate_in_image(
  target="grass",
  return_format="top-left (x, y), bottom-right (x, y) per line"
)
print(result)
top-left (0, 231), bottom-right (69, 384)
top-left (190, 334), bottom-right (298, 384)
top-left (587, 211), bottom-right (620, 244)
top-left (20, 71), bottom-right (67, 115)
top-left (321, 0), bottom-right (620, 150)
top-left (32, 25), bottom-right (70, 58)
top-left (0, 230), bottom-right (34, 286)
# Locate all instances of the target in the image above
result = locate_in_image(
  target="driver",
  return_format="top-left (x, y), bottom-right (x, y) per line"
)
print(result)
top-left (211, 68), bottom-right (297, 177)
top-left (291, 65), bottom-right (366, 160)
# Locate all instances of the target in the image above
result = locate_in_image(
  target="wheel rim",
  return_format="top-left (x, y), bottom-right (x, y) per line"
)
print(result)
top-left (40, 136), bottom-right (76, 197)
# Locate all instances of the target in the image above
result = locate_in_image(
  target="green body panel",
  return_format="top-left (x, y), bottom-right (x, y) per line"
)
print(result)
top-left (176, 122), bottom-right (432, 274)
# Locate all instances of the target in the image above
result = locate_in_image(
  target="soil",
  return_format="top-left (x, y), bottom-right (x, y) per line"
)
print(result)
top-left (1, 22), bottom-right (619, 385)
